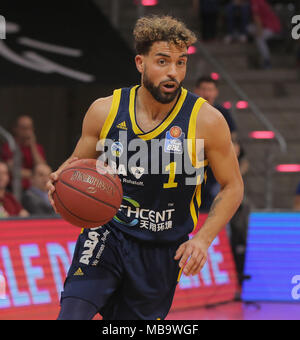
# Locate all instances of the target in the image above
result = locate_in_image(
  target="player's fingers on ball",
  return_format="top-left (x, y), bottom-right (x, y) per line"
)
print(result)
top-left (47, 183), bottom-right (56, 199)
top-left (48, 192), bottom-right (58, 213)
top-left (49, 172), bottom-right (58, 182)
top-left (69, 157), bottom-right (79, 164)
top-left (47, 184), bottom-right (54, 195)
top-left (48, 191), bottom-right (55, 206)
top-left (47, 179), bottom-right (55, 191)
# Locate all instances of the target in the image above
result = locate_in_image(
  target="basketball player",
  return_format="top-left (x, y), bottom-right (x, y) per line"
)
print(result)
top-left (47, 15), bottom-right (244, 320)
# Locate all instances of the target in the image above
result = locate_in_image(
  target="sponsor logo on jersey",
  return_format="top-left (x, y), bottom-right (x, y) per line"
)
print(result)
top-left (79, 228), bottom-right (110, 266)
top-left (73, 267), bottom-right (84, 276)
top-left (113, 196), bottom-right (140, 227)
top-left (164, 126), bottom-right (185, 154)
top-left (130, 167), bottom-right (145, 179)
top-left (116, 121), bottom-right (128, 130)
top-left (79, 229), bottom-right (100, 265)
top-left (111, 141), bottom-right (124, 157)
top-left (123, 178), bottom-right (144, 186)
top-left (109, 162), bottom-right (145, 185)
top-left (114, 196), bottom-right (175, 232)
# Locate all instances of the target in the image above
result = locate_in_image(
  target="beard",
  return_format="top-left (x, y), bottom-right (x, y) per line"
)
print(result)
top-left (143, 69), bottom-right (182, 104)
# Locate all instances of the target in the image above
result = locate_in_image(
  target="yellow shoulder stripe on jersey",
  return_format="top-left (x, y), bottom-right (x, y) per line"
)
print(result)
top-left (99, 88), bottom-right (122, 141)
top-left (194, 184), bottom-right (202, 232)
top-left (129, 86), bottom-right (188, 140)
top-left (187, 97), bottom-right (208, 168)
top-left (190, 172), bottom-right (205, 232)
top-left (177, 267), bottom-right (184, 282)
top-left (196, 179), bottom-right (201, 207)
top-left (190, 185), bottom-right (198, 230)
top-left (129, 85), bottom-right (143, 135)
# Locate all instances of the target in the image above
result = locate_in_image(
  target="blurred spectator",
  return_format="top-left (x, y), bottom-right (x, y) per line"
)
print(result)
top-left (224, 0), bottom-right (251, 44)
top-left (0, 161), bottom-right (29, 218)
top-left (194, 76), bottom-right (237, 140)
top-left (229, 139), bottom-right (250, 285)
top-left (22, 163), bottom-right (55, 216)
top-left (293, 182), bottom-right (300, 211)
top-left (193, 0), bottom-right (220, 42)
top-left (233, 139), bottom-right (249, 176)
top-left (0, 115), bottom-right (46, 190)
top-left (248, 0), bottom-right (282, 69)
top-left (194, 76), bottom-right (238, 211)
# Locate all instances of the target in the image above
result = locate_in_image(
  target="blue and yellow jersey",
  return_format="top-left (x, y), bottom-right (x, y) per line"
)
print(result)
top-left (99, 85), bottom-right (208, 243)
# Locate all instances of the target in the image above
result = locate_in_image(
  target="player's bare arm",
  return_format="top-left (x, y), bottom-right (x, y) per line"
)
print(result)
top-left (47, 96), bottom-right (113, 209)
top-left (175, 102), bottom-right (244, 275)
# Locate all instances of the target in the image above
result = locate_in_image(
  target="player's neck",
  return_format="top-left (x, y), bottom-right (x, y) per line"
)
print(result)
top-left (137, 86), bottom-right (179, 121)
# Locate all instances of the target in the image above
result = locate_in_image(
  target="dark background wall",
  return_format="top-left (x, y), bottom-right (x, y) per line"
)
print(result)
top-left (0, 0), bottom-right (139, 170)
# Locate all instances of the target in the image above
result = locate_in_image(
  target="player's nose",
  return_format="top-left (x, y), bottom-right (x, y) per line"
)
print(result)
top-left (166, 63), bottom-right (178, 79)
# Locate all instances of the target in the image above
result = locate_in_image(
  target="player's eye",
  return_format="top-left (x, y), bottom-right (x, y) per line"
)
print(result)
top-left (178, 60), bottom-right (186, 66)
top-left (158, 59), bottom-right (166, 65)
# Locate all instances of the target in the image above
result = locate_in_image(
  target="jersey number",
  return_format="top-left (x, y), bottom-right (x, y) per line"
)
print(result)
top-left (163, 162), bottom-right (178, 189)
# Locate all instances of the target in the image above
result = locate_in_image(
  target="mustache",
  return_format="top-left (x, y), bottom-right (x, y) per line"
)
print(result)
top-left (160, 79), bottom-right (180, 86)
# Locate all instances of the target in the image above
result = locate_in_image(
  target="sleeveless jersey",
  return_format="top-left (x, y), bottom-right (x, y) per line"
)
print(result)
top-left (99, 85), bottom-right (208, 243)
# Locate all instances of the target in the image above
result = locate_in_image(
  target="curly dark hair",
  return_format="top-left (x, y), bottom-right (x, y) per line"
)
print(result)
top-left (133, 15), bottom-right (197, 55)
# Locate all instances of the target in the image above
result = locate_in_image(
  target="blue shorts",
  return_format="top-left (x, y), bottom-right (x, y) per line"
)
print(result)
top-left (61, 224), bottom-right (188, 320)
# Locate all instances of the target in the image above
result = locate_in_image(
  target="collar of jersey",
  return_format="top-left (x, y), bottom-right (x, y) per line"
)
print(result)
top-left (129, 85), bottom-right (188, 141)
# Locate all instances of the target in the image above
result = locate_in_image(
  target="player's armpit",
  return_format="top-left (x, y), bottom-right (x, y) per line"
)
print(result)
top-left (71, 96), bottom-right (114, 160)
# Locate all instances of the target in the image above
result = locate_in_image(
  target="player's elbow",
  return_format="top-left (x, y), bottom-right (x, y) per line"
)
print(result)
top-left (223, 176), bottom-right (244, 208)
top-left (233, 176), bottom-right (244, 207)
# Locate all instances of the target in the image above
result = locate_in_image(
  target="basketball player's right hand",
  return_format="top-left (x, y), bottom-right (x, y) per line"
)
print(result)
top-left (47, 157), bottom-right (79, 213)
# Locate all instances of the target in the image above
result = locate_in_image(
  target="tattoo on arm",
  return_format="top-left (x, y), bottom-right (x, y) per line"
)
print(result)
top-left (207, 196), bottom-right (223, 218)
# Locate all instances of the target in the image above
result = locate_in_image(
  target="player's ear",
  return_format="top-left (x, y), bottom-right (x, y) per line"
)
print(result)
top-left (135, 55), bottom-right (144, 74)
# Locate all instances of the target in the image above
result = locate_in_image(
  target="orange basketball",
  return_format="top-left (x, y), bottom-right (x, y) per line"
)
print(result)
top-left (53, 159), bottom-right (123, 228)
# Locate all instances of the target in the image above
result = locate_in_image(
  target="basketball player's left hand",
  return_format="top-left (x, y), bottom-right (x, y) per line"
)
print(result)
top-left (174, 237), bottom-right (209, 276)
